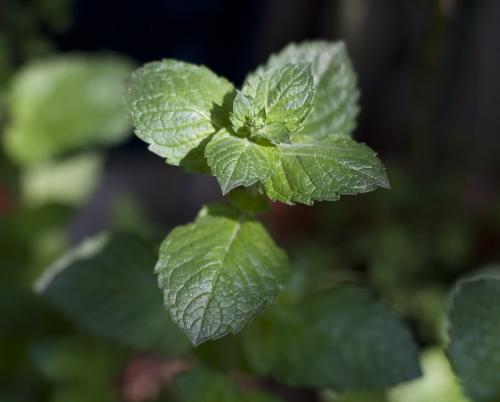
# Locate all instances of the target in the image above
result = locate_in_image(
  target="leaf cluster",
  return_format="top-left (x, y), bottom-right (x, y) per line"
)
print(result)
top-left (124, 41), bottom-right (389, 206)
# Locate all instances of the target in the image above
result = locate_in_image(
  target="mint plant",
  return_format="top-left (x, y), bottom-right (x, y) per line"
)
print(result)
top-left (123, 40), bottom-right (389, 345)
top-left (4, 36), bottom-right (497, 402)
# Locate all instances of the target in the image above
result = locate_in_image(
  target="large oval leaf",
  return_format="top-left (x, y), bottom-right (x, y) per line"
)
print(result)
top-left (155, 205), bottom-right (290, 346)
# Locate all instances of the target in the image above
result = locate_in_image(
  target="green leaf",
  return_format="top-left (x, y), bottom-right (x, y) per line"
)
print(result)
top-left (257, 63), bottom-right (315, 132)
top-left (31, 336), bottom-right (126, 402)
top-left (4, 54), bottom-right (133, 165)
top-left (175, 368), bottom-right (238, 402)
top-left (228, 188), bottom-right (270, 215)
top-left (124, 60), bottom-right (235, 168)
top-left (21, 152), bottom-right (103, 207)
top-left (230, 90), bottom-right (255, 134)
top-left (447, 267), bottom-right (500, 402)
top-left (49, 386), bottom-right (119, 402)
top-left (325, 390), bottom-right (388, 402)
top-left (31, 336), bottom-right (125, 385)
top-left (205, 129), bottom-right (279, 194)
top-left (263, 137), bottom-right (390, 205)
top-left (389, 348), bottom-right (468, 402)
top-left (36, 233), bottom-right (190, 353)
top-left (155, 205), bottom-right (290, 346)
top-left (245, 41), bottom-right (359, 141)
top-left (243, 284), bottom-right (421, 391)
top-left (235, 63), bottom-right (315, 143)
top-left (175, 368), bottom-right (282, 402)
top-left (243, 63), bottom-right (315, 137)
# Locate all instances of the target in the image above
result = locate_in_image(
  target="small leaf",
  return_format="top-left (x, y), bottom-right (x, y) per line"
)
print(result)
top-left (253, 63), bottom-right (315, 134)
top-left (238, 63), bottom-right (315, 142)
top-left (4, 55), bottom-right (133, 165)
top-left (155, 206), bottom-right (290, 346)
top-left (124, 60), bottom-right (235, 167)
top-left (205, 129), bottom-right (279, 194)
top-left (245, 41), bottom-right (359, 141)
top-left (257, 122), bottom-right (291, 144)
top-left (263, 137), bottom-right (390, 205)
top-left (36, 233), bottom-right (190, 353)
top-left (447, 267), bottom-right (500, 402)
top-left (230, 90), bottom-right (255, 134)
top-left (243, 284), bottom-right (421, 391)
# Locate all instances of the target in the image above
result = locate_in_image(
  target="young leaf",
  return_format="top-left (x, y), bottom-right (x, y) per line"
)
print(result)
top-left (230, 90), bottom-right (256, 134)
top-left (236, 63), bottom-right (315, 143)
top-left (245, 41), bottom-right (359, 141)
top-left (447, 267), bottom-right (500, 402)
top-left (251, 63), bottom-right (315, 134)
top-left (36, 233), bottom-right (190, 353)
top-left (243, 285), bottom-right (421, 391)
top-left (124, 60), bottom-right (235, 167)
top-left (263, 137), bottom-right (390, 205)
top-left (4, 55), bottom-right (133, 165)
top-left (155, 205), bottom-right (290, 346)
top-left (205, 129), bottom-right (279, 194)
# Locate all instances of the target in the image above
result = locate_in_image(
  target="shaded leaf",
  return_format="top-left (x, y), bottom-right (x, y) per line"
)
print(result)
top-left (243, 284), bottom-right (421, 391)
top-left (447, 268), bottom-right (500, 402)
top-left (36, 233), bottom-right (190, 353)
top-left (175, 368), bottom-right (282, 402)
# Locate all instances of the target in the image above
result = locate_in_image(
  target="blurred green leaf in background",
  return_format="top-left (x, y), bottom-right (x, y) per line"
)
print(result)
top-left (4, 54), bottom-right (133, 165)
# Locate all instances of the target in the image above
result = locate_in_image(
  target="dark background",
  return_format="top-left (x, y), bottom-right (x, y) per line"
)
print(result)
top-left (56, 0), bottom-right (499, 160)
top-left (20, 0), bottom-right (496, 237)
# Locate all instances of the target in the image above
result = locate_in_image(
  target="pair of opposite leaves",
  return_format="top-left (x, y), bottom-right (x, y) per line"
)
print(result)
top-left (124, 41), bottom-right (390, 345)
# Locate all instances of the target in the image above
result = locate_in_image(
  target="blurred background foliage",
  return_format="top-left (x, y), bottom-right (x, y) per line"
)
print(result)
top-left (1, 0), bottom-right (499, 401)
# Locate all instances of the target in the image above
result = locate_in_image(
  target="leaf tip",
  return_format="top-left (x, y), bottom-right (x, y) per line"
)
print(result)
top-left (379, 172), bottom-right (391, 190)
